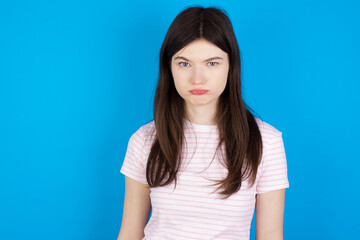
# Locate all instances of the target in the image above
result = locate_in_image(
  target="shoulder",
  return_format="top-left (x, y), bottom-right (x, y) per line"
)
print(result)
top-left (254, 117), bottom-right (283, 144)
top-left (129, 120), bottom-right (157, 146)
top-left (254, 117), bottom-right (289, 192)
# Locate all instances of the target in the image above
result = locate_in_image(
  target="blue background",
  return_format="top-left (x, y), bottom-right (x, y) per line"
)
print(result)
top-left (1, 0), bottom-right (359, 239)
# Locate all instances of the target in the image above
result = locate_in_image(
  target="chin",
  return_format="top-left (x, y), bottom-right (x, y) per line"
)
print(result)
top-left (189, 101), bottom-right (211, 106)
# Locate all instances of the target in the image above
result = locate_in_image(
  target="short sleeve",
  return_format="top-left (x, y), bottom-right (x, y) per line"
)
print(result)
top-left (120, 129), bottom-right (148, 185)
top-left (256, 132), bottom-right (289, 194)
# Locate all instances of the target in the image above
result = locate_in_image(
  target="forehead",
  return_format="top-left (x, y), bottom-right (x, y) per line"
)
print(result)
top-left (172, 38), bottom-right (227, 60)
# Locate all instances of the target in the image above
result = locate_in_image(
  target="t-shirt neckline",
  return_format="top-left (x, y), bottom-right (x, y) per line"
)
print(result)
top-left (183, 118), bottom-right (218, 131)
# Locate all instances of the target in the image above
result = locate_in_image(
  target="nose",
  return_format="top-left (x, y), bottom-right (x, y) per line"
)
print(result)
top-left (190, 66), bottom-right (206, 85)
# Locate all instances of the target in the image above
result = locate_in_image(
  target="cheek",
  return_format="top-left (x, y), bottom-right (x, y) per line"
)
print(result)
top-left (173, 80), bottom-right (187, 96)
top-left (172, 70), bottom-right (188, 92)
top-left (172, 75), bottom-right (186, 96)
top-left (212, 68), bottom-right (229, 89)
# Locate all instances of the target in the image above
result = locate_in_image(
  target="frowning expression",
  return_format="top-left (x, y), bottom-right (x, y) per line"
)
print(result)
top-left (171, 38), bottom-right (229, 111)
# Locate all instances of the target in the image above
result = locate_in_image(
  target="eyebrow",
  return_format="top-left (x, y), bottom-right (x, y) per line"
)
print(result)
top-left (173, 56), bottom-right (223, 62)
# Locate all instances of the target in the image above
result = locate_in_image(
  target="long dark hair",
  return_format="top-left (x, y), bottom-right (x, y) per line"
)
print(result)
top-left (146, 6), bottom-right (262, 199)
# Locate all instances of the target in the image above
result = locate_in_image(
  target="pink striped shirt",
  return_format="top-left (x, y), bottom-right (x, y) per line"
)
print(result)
top-left (120, 118), bottom-right (289, 240)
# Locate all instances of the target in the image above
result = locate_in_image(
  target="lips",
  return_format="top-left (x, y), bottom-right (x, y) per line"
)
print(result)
top-left (189, 89), bottom-right (209, 95)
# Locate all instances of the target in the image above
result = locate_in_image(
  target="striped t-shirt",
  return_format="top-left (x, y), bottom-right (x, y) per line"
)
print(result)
top-left (120, 117), bottom-right (289, 240)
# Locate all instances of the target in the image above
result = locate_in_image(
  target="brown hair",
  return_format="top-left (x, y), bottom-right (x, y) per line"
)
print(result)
top-left (146, 6), bottom-right (262, 199)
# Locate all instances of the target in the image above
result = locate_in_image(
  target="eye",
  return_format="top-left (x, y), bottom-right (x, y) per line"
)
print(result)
top-left (208, 62), bottom-right (218, 66)
top-left (179, 62), bottom-right (190, 67)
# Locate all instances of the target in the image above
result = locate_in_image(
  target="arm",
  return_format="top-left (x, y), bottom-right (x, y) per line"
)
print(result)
top-left (117, 176), bottom-right (151, 240)
top-left (255, 189), bottom-right (286, 240)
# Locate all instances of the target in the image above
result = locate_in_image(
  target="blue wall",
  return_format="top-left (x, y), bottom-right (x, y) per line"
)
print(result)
top-left (1, 0), bottom-right (359, 239)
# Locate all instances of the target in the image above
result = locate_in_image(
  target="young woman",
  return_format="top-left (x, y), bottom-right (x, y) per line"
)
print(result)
top-left (117, 6), bottom-right (289, 240)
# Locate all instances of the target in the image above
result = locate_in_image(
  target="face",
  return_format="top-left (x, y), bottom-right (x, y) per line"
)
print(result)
top-left (171, 38), bottom-right (229, 113)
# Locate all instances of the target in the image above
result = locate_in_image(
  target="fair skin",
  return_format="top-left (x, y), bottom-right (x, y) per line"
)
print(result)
top-left (117, 38), bottom-right (286, 240)
top-left (117, 177), bottom-right (151, 240)
top-left (171, 38), bottom-right (229, 125)
top-left (256, 189), bottom-right (286, 240)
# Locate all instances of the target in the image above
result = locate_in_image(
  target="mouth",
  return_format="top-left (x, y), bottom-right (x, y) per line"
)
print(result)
top-left (189, 89), bottom-right (209, 95)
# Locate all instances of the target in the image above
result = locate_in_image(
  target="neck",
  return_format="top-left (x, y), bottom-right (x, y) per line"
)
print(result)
top-left (185, 103), bottom-right (217, 125)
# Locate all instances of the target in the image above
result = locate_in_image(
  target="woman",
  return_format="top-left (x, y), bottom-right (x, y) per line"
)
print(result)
top-left (118, 6), bottom-right (289, 240)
